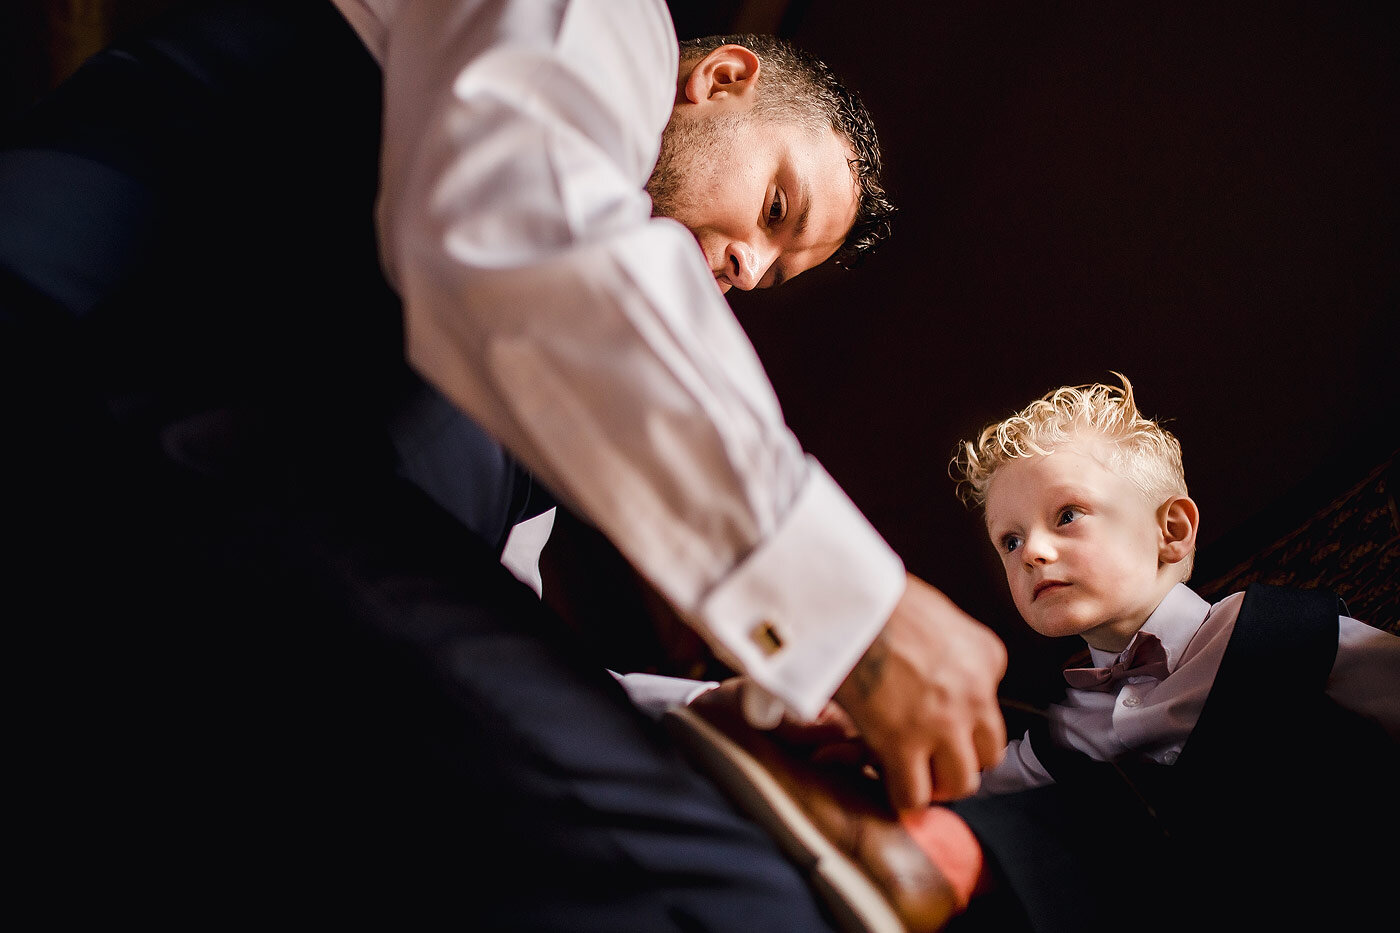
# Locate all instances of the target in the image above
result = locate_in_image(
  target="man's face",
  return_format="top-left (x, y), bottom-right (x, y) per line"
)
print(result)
top-left (983, 443), bottom-right (1168, 652)
top-left (648, 107), bottom-right (860, 294)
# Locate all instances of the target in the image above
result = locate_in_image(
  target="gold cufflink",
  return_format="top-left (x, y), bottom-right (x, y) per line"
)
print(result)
top-left (750, 620), bottom-right (784, 656)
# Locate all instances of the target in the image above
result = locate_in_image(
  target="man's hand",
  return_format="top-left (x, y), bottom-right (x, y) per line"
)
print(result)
top-left (834, 573), bottom-right (1007, 811)
top-left (691, 675), bottom-right (863, 750)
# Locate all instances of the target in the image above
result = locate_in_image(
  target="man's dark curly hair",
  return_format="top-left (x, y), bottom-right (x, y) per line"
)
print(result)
top-left (680, 34), bottom-right (895, 268)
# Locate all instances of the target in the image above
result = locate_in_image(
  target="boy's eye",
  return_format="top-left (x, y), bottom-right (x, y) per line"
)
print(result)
top-left (1001, 534), bottom-right (1023, 553)
top-left (1057, 507), bottom-right (1083, 526)
top-left (768, 190), bottom-right (784, 223)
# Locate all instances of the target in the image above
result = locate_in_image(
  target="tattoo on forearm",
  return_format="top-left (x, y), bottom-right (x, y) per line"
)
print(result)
top-left (847, 630), bottom-right (888, 699)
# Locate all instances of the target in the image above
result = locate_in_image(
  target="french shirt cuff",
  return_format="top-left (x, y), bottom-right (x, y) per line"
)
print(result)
top-left (696, 457), bottom-right (906, 723)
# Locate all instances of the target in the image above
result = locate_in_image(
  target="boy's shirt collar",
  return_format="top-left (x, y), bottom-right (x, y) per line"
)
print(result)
top-left (1083, 583), bottom-right (1211, 675)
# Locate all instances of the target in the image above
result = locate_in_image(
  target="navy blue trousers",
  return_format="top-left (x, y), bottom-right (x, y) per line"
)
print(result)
top-left (1, 2), bottom-right (834, 927)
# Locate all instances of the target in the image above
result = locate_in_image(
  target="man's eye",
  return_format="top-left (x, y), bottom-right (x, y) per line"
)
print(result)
top-left (1002, 535), bottom-right (1022, 553)
top-left (768, 192), bottom-right (783, 222)
top-left (1057, 507), bottom-right (1083, 526)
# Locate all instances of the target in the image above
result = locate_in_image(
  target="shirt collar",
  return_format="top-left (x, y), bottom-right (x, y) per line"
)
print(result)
top-left (1084, 583), bottom-right (1210, 672)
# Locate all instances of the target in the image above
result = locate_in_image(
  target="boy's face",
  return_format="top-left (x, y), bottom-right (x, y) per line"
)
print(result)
top-left (983, 443), bottom-right (1170, 652)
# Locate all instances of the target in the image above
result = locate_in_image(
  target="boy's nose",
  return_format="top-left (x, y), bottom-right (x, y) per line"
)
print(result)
top-left (1021, 532), bottom-right (1055, 566)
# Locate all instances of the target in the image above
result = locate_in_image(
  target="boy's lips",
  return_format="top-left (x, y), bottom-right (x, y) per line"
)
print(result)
top-left (1032, 580), bottom-right (1069, 600)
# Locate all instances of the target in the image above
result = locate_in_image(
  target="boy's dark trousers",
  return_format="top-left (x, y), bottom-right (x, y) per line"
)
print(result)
top-left (951, 584), bottom-right (1399, 933)
top-left (1, 2), bottom-right (840, 927)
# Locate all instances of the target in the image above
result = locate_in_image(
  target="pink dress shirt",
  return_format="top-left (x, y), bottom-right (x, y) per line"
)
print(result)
top-left (980, 583), bottom-right (1400, 795)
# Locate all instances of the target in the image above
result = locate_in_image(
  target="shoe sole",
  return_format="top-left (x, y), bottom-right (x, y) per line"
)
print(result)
top-left (664, 705), bottom-right (906, 933)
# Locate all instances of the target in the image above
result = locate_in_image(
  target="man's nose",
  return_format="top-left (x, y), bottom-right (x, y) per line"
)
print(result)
top-left (724, 240), bottom-right (777, 291)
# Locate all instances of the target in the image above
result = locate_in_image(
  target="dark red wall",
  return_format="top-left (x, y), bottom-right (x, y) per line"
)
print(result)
top-left (711, 1), bottom-right (1399, 689)
top-left (8, 1), bottom-right (1397, 696)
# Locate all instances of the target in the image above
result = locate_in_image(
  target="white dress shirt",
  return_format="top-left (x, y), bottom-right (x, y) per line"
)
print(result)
top-left (980, 583), bottom-right (1400, 795)
top-left (326, 0), bottom-right (905, 720)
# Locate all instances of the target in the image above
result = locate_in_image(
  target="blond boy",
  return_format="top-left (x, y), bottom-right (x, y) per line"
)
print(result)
top-left (935, 373), bottom-right (1398, 929)
top-left (951, 373), bottom-right (1398, 795)
top-left (645, 376), bottom-right (1398, 931)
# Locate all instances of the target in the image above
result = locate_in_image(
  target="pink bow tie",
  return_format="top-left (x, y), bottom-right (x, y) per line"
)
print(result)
top-left (1063, 632), bottom-right (1171, 691)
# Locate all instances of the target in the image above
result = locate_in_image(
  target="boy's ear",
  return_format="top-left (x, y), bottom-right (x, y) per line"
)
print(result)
top-left (1157, 496), bottom-right (1199, 566)
top-left (681, 44), bottom-right (761, 107)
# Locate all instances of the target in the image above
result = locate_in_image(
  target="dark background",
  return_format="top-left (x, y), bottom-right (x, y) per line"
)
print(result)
top-left (7, 1), bottom-right (1398, 699)
top-left (676, 0), bottom-right (1400, 695)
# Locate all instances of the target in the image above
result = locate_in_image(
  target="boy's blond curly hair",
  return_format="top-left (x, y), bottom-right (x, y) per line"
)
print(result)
top-left (950, 373), bottom-right (1188, 510)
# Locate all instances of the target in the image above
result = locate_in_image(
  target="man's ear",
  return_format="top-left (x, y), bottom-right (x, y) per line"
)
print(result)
top-left (1157, 496), bottom-right (1199, 566)
top-left (680, 44), bottom-right (761, 107)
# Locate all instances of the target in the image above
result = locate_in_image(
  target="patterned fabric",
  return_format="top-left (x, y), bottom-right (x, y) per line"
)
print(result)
top-left (1196, 450), bottom-right (1399, 635)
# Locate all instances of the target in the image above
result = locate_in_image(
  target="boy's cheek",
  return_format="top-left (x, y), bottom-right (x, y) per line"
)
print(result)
top-left (1010, 584), bottom-right (1034, 622)
top-left (1002, 569), bottom-right (1023, 604)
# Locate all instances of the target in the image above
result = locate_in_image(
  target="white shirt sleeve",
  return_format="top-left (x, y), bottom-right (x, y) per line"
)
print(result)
top-left (977, 731), bottom-right (1054, 796)
top-left (1330, 615), bottom-right (1400, 741)
top-left (499, 507), bottom-right (557, 597)
top-left (331, 0), bottom-right (905, 721)
top-left (612, 671), bottom-right (719, 720)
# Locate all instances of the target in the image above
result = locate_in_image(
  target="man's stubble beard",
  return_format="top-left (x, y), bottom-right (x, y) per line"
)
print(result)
top-left (645, 109), bottom-right (746, 223)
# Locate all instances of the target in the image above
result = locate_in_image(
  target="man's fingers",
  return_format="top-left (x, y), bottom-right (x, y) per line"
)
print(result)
top-left (832, 574), bottom-right (1011, 811)
top-left (928, 737), bottom-right (981, 802)
top-left (974, 709), bottom-right (1007, 771)
top-left (882, 752), bottom-right (933, 812)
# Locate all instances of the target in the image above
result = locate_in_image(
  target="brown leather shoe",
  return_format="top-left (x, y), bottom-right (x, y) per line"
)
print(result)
top-left (663, 702), bottom-right (959, 933)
